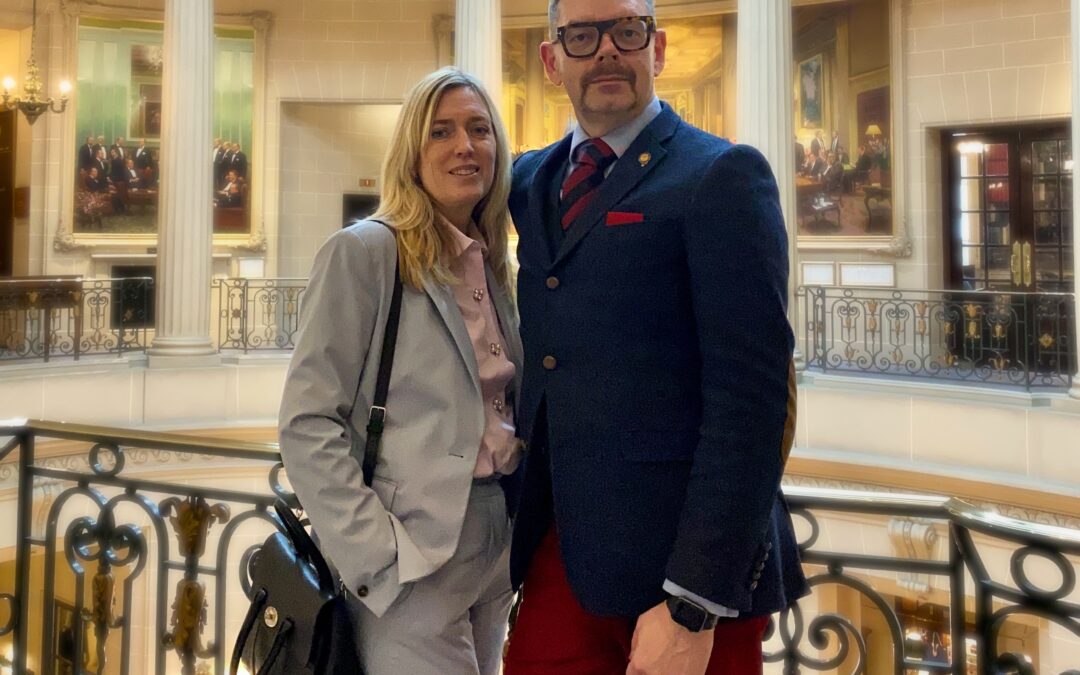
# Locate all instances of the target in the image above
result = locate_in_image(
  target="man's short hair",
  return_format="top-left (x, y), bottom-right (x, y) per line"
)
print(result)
top-left (548, 0), bottom-right (656, 38)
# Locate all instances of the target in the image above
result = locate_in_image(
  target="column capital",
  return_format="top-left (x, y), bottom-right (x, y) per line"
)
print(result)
top-left (251, 11), bottom-right (273, 35)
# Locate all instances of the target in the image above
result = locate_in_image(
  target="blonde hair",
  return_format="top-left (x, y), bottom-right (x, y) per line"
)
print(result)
top-left (373, 67), bottom-right (514, 295)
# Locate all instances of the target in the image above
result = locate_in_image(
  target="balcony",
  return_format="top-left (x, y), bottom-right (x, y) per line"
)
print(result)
top-left (0, 421), bottom-right (1077, 674)
top-left (799, 286), bottom-right (1076, 392)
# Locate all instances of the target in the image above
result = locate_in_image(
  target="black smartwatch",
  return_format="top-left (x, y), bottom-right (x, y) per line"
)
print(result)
top-left (665, 594), bottom-right (720, 632)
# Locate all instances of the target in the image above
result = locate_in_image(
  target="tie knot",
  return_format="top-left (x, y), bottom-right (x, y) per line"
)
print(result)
top-left (576, 138), bottom-right (617, 170)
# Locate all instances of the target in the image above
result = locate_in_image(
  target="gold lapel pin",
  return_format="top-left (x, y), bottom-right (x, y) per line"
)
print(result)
top-left (638, 152), bottom-right (651, 167)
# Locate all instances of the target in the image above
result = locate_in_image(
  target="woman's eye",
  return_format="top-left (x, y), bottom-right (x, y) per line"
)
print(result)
top-left (430, 127), bottom-right (449, 139)
top-left (472, 125), bottom-right (491, 137)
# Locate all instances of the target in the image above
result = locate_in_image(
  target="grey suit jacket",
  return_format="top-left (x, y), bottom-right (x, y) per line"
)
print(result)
top-left (278, 219), bottom-right (523, 617)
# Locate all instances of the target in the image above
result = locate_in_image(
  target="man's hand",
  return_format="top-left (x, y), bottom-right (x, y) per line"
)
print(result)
top-left (626, 600), bottom-right (714, 675)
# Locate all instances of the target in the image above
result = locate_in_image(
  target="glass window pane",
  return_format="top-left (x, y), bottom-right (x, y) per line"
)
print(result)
top-left (1035, 212), bottom-right (1060, 244)
top-left (959, 212), bottom-right (982, 245)
top-left (1064, 247), bottom-right (1074, 284)
top-left (1062, 176), bottom-right (1072, 209)
top-left (1033, 177), bottom-right (1059, 210)
top-left (985, 143), bottom-right (1009, 176)
top-left (986, 211), bottom-right (1010, 245)
top-left (961, 246), bottom-right (983, 278)
top-left (1032, 141), bottom-right (1059, 175)
top-left (988, 247), bottom-right (1012, 280)
top-left (986, 178), bottom-right (1009, 210)
top-left (958, 147), bottom-right (982, 178)
top-left (959, 178), bottom-right (982, 211)
top-left (1062, 141), bottom-right (1073, 174)
top-left (1064, 211), bottom-right (1073, 243)
top-left (1035, 248), bottom-right (1061, 283)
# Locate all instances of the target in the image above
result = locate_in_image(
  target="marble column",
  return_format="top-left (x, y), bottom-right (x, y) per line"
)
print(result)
top-left (524, 27), bottom-right (547, 150)
top-left (736, 0), bottom-right (803, 369)
top-left (455, 0), bottom-right (502, 102)
top-left (435, 15), bottom-right (454, 69)
top-left (1071, 0), bottom-right (1080, 399)
top-left (148, 0), bottom-right (216, 362)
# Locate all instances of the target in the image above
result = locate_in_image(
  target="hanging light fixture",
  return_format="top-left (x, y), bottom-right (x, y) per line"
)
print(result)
top-left (1, 0), bottom-right (71, 125)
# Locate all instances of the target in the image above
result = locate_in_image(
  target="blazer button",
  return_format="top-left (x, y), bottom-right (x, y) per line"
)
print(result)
top-left (750, 581), bottom-right (759, 591)
top-left (543, 356), bottom-right (557, 370)
top-left (356, 585), bottom-right (369, 598)
top-left (546, 276), bottom-right (560, 290)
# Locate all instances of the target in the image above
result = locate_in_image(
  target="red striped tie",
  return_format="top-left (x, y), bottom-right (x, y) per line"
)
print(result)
top-left (560, 138), bottom-right (617, 230)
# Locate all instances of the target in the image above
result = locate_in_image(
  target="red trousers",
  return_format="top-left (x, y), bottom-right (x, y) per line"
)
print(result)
top-left (504, 528), bottom-right (769, 675)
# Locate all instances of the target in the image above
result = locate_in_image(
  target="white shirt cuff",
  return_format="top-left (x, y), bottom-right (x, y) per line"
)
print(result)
top-left (662, 580), bottom-right (739, 618)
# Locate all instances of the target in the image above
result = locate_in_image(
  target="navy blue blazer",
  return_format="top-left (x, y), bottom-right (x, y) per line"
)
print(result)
top-left (508, 103), bottom-right (809, 618)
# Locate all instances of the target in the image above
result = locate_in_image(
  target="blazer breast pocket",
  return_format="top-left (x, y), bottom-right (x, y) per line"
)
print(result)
top-left (605, 211), bottom-right (646, 227)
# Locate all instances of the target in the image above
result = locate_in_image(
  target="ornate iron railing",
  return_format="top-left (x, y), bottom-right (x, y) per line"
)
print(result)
top-left (800, 286), bottom-right (1076, 391)
top-left (212, 278), bottom-right (307, 353)
top-left (1, 421), bottom-right (1078, 674)
top-left (0, 278), bottom-right (154, 363)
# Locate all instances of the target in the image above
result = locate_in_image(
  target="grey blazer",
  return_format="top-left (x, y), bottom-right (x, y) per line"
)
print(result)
top-left (278, 219), bottom-right (523, 617)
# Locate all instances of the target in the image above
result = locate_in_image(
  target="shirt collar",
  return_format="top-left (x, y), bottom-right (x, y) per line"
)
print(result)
top-left (569, 95), bottom-right (662, 164)
top-left (443, 216), bottom-right (487, 260)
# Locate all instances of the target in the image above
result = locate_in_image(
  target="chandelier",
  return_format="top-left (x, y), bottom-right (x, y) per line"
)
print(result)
top-left (1, 0), bottom-right (70, 125)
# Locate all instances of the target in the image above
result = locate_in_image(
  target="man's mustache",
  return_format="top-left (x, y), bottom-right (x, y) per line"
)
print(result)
top-left (582, 65), bottom-right (636, 88)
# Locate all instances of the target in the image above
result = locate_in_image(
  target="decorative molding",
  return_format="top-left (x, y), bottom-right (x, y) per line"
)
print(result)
top-left (53, 224), bottom-right (89, 252)
top-left (887, 517), bottom-right (940, 593)
top-left (249, 10), bottom-right (271, 33)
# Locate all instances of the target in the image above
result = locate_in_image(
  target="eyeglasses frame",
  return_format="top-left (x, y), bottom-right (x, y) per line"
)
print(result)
top-left (555, 15), bottom-right (657, 59)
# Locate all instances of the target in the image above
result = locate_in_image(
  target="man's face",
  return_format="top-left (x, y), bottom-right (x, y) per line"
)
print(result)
top-left (541, 0), bottom-right (665, 128)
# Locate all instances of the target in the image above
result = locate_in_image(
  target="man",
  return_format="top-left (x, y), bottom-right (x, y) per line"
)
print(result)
top-left (230, 142), bottom-right (248, 179)
top-left (830, 130), bottom-right (841, 155)
top-left (78, 135), bottom-right (96, 170)
top-left (213, 137), bottom-right (228, 187)
top-left (111, 136), bottom-right (127, 160)
top-left (810, 129), bottom-right (824, 158)
top-left (794, 136), bottom-right (806, 176)
top-left (124, 158), bottom-right (142, 188)
top-left (215, 169), bottom-right (242, 207)
top-left (94, 135), bottom-right (106, 157)
top-left (504, 1), bottom-right (807, 674)
top-left (134, 139), bottom-right (152, 171)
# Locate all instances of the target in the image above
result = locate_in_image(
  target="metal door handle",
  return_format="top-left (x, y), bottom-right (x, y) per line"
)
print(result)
top-left (1023, 241), bottom-right (1033, 287)
top-left (1010, 241), bottom-right (1019, 285)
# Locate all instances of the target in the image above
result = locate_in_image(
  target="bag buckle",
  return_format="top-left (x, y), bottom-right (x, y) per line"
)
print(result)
top-left (367, 406), bottom-right (387, 434)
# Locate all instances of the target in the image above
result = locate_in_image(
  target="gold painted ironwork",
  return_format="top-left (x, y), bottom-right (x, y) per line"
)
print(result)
top-left (967, 321), bottom-right (978, 339)
top-left (844, 344), bottom-right (855, 361)
top-left (944, 322), bottom-right (954, 336)
top-left (916, 319), bottom-right (927, 336)
top-left (1040, 333), bottom-right (1055, 348)
top-left (990, 356), bottom-right (1008, 371)
top-left (160, 496), bottom-right (230, 558)
top-left (163, 578), bottom-right (214, 660)
top-left (993, 323), bottom-right (1005, 339)
top-left (91, 569), bottom-right (119, 630)
top-left (867, 316), bottom-right (878, 333)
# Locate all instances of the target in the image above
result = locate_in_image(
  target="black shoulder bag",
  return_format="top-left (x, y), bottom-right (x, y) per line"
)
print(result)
top-left (230, 222), bottom-right (403, 674)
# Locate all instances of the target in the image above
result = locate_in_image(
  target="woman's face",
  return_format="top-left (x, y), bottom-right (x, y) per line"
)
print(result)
top-left (417, 86), bottom-right (496, 228)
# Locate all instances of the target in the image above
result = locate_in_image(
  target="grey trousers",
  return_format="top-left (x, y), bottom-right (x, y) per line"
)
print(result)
top-left (351, 480), bottom-right (513, 675)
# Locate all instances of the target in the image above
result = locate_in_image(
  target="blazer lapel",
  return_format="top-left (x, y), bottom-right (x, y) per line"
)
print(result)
top-left (525, 136), bottom-right (573, 265)
top-left (485, 265), bottom-right (524, 398)
top-left (553, 106), bottom-right (682, 267)
top-left (421, 276), bottom-right (481, 395)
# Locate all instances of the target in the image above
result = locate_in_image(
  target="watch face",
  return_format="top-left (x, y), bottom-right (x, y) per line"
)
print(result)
top-left (669, 597), bottom-right (708, 632)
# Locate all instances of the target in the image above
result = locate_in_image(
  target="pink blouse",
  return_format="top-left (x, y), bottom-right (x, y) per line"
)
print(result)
top-left (445, 222), bottom-right (520, 477)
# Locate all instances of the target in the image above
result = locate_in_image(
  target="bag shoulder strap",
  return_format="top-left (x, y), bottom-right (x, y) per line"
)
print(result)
top-left (362, 219), bottom-right (402, 487)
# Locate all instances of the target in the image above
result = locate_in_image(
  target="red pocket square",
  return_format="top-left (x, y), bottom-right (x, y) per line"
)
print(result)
top-left (605, 211), bottom-right (645, 227)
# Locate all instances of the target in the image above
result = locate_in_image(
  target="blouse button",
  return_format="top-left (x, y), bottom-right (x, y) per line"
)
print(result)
top-left (493, 398), bottom-right (505, 413)
top-left (473, 288), bottom-right (485, 302)
top-left (489, 342), bottom-right (502, 356)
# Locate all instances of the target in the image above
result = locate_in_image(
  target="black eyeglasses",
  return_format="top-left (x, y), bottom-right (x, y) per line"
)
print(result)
top-left (556, 16), bottom-right (656, 59)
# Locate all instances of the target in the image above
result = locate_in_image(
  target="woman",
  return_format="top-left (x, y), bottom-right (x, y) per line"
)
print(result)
top-left (278, 67), bottom-right (521, 675)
